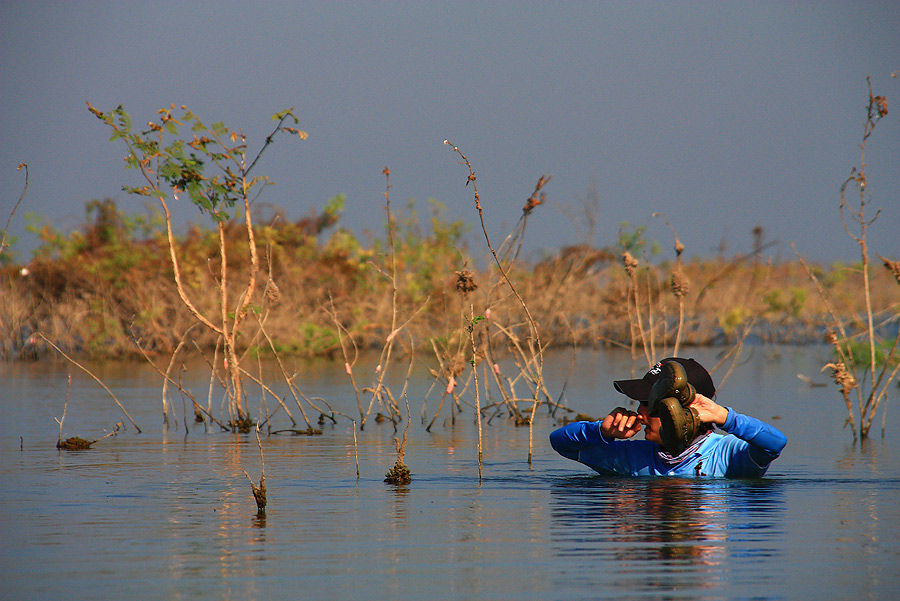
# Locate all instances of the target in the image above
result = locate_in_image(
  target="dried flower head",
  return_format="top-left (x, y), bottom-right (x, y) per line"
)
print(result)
top-left (822, 362), bottom-right (857, 394)
top-left (622, 251), bottom-right (639, 277)
top-left (455, 270), bottom-right (478, 296)
top-left (264, 277), bottom-right (280, 305)
top-left (879, 255), bottom-right (900, 284)
top-left (523, 192), bottom-right (543, 215)
top-left (670, 266), bottom-right (690, 299)
top-left (873, 95), bottom-right (888, 118)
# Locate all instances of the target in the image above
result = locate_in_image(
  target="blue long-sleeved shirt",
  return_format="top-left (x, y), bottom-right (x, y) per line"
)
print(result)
top-left (549, 408), bottom-right (786, 478)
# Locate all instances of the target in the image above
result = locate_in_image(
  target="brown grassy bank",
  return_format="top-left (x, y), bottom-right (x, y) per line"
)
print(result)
top-left (2, 198), bottom-right (897, 363)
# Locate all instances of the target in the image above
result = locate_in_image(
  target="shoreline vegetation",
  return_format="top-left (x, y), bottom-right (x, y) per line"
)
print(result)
top-left (2, 195), bottom-right (897, 362)
top-left (2, 89), bottom-right (897, 454)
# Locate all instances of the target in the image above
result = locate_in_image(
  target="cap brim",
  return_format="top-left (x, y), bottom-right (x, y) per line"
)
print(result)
top-left (613, 379), bottom-right (652, 400)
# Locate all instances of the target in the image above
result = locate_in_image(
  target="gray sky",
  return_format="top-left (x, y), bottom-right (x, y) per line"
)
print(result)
top-left (2, 1), bottom-right (898, 265)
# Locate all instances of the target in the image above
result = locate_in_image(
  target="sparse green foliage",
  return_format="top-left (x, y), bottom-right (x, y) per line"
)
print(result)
top-left (25, 212), bottom-right (75, 260)
top-left (375, 198), bottom-right (468, 304)
top-left (762, 287), bottom-right (807, 318)
top-left (719, 306), bottom-right (750, 335)
top-left (88, 102), bottom-right (304, 221)
top-left (618, 222), bottom-right (660, 259)
top-left (89, 101), bottom-right (305, 428)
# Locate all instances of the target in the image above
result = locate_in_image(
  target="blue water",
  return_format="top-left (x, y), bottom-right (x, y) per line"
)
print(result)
top-left (1, 347), bottom-right (898, 600)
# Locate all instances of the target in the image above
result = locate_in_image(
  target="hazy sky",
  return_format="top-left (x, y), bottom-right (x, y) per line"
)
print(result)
top-left (2, 1), bottom-right (898, 264)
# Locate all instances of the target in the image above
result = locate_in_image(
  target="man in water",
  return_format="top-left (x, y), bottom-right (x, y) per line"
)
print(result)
top-left (549, 358), bottom-right (787, 478)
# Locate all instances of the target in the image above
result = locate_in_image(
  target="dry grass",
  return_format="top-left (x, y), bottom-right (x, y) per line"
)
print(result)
top-left (3, 221), bottom-right (896, 363)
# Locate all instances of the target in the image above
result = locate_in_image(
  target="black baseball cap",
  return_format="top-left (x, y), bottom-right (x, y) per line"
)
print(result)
top-left (613, 357), bottom-right (715, 400)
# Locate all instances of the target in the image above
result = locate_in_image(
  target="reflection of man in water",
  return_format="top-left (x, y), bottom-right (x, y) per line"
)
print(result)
top-left (548, 475), bottom-right (786, 596)
top-left (549, 358), bottom-right (787, 478)
top-left (551, 478), bottom-right (730, 566)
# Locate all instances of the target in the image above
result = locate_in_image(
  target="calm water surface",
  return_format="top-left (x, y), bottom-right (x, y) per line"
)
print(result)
top-left (1, 346), bottom-right (898, 600)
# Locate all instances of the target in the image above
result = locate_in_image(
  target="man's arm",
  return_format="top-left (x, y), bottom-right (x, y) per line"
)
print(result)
top-left (549, 419), bottom-right (609, 461)
top-left (549, 406), bottom-right (644, 460)
top-left (691, 393), bottom-right (787, 467)
top-left (720, 408), bottom-right (787, 467)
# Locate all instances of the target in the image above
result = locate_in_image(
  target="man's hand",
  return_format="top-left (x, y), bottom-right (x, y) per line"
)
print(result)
top-left (601, 407), bottom-right (644, 439)
top-left (689, 393), bottom-right (729, 426)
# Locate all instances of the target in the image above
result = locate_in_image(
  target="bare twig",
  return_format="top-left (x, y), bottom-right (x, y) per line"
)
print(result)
top-left (39, 333), bottom-right (141, 432)
top-left (56, 375), bottom-right (72, 444)
top-left (1, 163), bottom-right (29, 259)
top-left (445, 141), bottom-right (546, 464)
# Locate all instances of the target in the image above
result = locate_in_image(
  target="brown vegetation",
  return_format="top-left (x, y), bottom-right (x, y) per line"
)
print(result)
top-left (812, 77), bottom-right (900, 442)
top-left (2, 198), bottom-right (896, 364)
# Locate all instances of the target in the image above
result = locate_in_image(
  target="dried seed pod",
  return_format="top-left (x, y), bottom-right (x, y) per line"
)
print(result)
top-left (822, 362), bottom-right (857, 394)
top-left (873, 95), bottom-right (888, 118)
top-left (455, 270), bottom-right (478, 296)
top-left (622, 251), bottom-right (639, 277)
top-left (670, 266), bottom-right (690, 299)
top-left (264, 277), bottom-right (280, 305)
top-left (879, 255), bottom-right (900, 284)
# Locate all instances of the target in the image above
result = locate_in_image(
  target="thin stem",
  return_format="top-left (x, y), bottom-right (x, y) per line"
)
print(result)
top-left (39, 334), bottom-right (142, 433)
top-left (468, 305), bottom-right (484, 480)
top-left (1, 163), bottom-right (28, 259)
top-left (445, 141), bottom-right (545, 464)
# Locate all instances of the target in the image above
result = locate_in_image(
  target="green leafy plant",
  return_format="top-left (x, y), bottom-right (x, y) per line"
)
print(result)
top-left (90, 102), bottom-right (306, 430)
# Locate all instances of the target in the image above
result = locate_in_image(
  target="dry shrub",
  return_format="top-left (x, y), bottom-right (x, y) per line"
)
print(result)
top-left (7, 218), bottom-right (898, 361)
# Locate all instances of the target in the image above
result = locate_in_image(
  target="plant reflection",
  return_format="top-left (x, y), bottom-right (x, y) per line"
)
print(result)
top-left (389, 481), bottom-right (410, 526)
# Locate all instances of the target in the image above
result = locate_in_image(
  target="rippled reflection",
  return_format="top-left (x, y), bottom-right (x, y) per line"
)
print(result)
top-left (4, 347), bottom-right (900, 600)
top-left (549, 476), bottom-right (785, 597)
